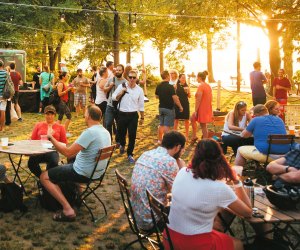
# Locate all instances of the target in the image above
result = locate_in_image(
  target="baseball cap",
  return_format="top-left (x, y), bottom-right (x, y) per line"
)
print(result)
top-left (44, 105), bottom-right (56, 114)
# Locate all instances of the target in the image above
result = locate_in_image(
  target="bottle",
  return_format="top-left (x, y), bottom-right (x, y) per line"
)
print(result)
top-left (243, 178), bottom-right (254, 207)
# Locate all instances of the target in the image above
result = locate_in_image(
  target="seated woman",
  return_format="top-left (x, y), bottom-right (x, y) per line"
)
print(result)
top-left (221, 101), bottom-right (253, 155)
top-left (265, 100), bottom-right (280, 116)
top-left (28, 105), bottom-right (67, 177)
top-left (234, 104), bottom-right (290, 167)
top-left (165, 139), bottom-right (252, 250)
top-left (0, 165), bottom-right (10, 183)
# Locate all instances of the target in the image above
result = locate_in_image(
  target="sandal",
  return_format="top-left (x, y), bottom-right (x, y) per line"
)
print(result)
top-left (53, 211), bottom-right (76, 222)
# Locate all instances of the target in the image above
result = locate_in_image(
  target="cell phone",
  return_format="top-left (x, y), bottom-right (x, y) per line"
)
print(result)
top-left (8, 143), bottom-right (14, 146)
top-left (122, 82), bottom-right (126, 88)
top-left (252, 211), bottom-right (264, 218)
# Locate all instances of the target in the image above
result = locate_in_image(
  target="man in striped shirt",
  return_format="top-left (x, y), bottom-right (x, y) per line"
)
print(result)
top-left (0, 60), bottom-right (8, 131)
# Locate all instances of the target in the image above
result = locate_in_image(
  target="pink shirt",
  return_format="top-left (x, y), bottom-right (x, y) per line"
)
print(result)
top-left (31, 122), bottom-right (67, 143)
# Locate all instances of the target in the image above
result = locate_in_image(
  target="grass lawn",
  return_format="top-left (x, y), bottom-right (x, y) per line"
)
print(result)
top-left (0, 85), bottom-right (299, 249)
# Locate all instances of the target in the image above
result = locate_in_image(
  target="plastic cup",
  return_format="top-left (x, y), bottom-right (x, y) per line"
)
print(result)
top-left (1, 137), bottom-right (8, 149)
top-left (289, 125), bottom-right (295, 135)
top-left (232, 165), bottom-right (243, 177)
top-left (40, 135), bottom-right (48, 141)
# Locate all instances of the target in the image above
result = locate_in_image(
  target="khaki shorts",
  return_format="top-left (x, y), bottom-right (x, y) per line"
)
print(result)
top-left (238, 146), bottom-right (282, 163)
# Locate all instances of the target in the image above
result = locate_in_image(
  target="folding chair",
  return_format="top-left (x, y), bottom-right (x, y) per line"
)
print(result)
top-left (146, 189), bottom-right (174, 250)
top-left (115, 169), bottom-right (159, 250)
top-left (78, 144), bottom-right (115, 222)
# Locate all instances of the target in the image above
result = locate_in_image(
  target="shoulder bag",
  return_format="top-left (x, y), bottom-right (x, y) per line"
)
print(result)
top-left (3, 73), bottom-right (15, 99)
top-left (42, 73), bottom-right (52, 92)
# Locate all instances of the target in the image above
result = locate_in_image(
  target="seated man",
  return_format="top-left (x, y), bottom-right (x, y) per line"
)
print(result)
top-left (40, 105), bottom-right (111, 221)
top-left (234, 104), bottom-right (290, 167)
top-left (266, 149), bottom-right (300, 184)
top-left (131, 131), bottom-right (186, 230)
top-left (0, 165), bottom-right (10, 183)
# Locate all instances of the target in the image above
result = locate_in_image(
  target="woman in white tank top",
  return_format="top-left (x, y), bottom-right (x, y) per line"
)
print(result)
top-left (221, 101), bottom-right (253, 155)
top-left (95, 67), bottom-right (108, 124)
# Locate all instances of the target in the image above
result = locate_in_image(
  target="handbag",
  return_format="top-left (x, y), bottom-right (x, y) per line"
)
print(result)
top-left (3, 74), bottom-right (15, 99)
top-left (42, 73), bottom-right (52, 92)
top-left (10, 105), bottom-right (18, 121)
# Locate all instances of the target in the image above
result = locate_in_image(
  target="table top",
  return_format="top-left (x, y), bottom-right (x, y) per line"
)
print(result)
top-left (245, 193), bottom-right (300, 224)
top-left (0, 140), bottom-right (55, 156)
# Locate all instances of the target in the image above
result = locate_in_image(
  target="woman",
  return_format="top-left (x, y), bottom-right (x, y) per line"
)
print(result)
top-left (191, 71), bottom-right (212, 140)
top-left (57, 72), bottom-right (72, 136)
top-left (265, 100), bottom-right (280, 116)
top-left (40, 65), bottom-right (54, 112)
top-left (95, 66), bottom-right (108, 124)
top-left (28, 105), bottom-right (67, 177)
top-left (165, 139), bottom-right (252, 250)
top-left (174, 74), bottom-right (191, 140)
top-left (123, 64), bottom-right (132, 81)
top-left (221, 101), bottom-right (253, 155)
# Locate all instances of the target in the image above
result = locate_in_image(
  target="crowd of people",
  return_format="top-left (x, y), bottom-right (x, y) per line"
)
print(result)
top-left (0, 57), bottom-right (299, 249)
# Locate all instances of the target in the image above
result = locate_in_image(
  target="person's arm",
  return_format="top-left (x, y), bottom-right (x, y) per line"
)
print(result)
top-left (227, 112), bottom-right (244, 131)
top-left (278, 169), bottom-right (300, 183)
top-left (176, 158), bottom-right (186, 169)
top-left (112, 84), bottom-right (126, 101)
top-left (103, 80), bottom-right (114, 93)
top-left (57, 82), bottom-right (71, 97)
top-left (80, 78), bottom-right (90, 87)
top-left (99, 79), bottom-right (107, 89)
top-left (172, 95), bottom-right (183, 112)
top-left (194, 88), bottom-right (202, 114)
top-left (240, 129), bottom-right (252, 138)
top-left (138, 89), bottom-right (145, 125)
top-left (227, 188), bottom-right (252, 218)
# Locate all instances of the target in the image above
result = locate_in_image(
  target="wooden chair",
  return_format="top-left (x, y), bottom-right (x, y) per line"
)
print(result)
top-left (78, 144), bottom-right (115, 222)
top-left (146, 189), bottom-right (174, 250)
top-left (115, 170), bottom-right (159, 250)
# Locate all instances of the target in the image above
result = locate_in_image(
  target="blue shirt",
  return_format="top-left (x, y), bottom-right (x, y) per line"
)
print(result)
top-left (250, 71), bottom-right (266, 98)
top-left (73, 125), bottom-right (111, 179)
top-left (246, 115), bottom-right (289, 154)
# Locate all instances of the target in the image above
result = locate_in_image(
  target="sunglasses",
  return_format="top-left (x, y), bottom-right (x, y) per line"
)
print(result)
top-left (128, 76), bottom-right (136, 79)
top-left (237, 101), bottom-right (246, 106)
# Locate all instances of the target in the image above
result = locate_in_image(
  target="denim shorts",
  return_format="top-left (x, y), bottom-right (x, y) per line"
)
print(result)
top-left (48, 164), bottom-right (90, 183)
top-left (159, 108), bottom-right (175, 127)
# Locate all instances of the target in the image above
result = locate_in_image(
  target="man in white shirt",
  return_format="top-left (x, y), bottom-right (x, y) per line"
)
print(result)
top-left (112, 70), bottom-right (144, 163)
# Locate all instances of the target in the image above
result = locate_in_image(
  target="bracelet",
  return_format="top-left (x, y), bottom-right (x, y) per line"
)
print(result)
top-left (233, 180), bottom-right (243, 188)
top-left (47, 135), bottom-right (52, 141)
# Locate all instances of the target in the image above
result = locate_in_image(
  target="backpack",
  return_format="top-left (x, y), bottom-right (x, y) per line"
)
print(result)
top-left (3, 73), bottom-right (15, 99)
top-left (0, 182), bottom-right (27, 213)
top-left (37, 181), bottom-right (78, 212)
top-left (48, 83), bottom-right (60, 105)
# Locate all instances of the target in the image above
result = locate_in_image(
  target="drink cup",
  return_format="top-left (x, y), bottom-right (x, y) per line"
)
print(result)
top-left (289, 125), bottom-right (295, 135)
top-left (232, 165), bottom-right (243, 177)
top-left (1, 137), bottom-right (9, 149)
top-left (40, 135), bottom-right (48, 141)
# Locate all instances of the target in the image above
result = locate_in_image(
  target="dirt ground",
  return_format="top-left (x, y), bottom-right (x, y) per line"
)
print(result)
top-left (0, 86), bottom-right (299, 249)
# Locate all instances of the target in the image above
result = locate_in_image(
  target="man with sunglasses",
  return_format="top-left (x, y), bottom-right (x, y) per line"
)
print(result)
top-left (112, 70), bottom-right (144, 163)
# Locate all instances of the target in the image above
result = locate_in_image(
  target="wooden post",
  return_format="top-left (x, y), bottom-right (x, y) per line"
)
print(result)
top-left (217, 80), bottom-right (221, 110)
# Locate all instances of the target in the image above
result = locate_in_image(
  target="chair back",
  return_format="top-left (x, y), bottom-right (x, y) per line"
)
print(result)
top-left (266, 134), bottom-right (295, 164)
top-left (115, 169), bottom-right (140, 235)
top-left (146, 189), bottom-right (174, 250)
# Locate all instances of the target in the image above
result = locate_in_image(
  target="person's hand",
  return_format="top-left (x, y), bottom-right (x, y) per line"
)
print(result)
top-left (179, 107), bottom-right (183, 112)
top-left (139, 118), bottom-right (144, 126)
top-left (109, 82), bottom-right (115, 87)
top-left (176, 158), bottom-right (186, 169)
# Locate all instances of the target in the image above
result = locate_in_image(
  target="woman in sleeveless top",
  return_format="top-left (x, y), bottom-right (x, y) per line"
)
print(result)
top-left (221, 101), bottom-right (253, 155)
top-left (95, 67), bottom-right (108, 124)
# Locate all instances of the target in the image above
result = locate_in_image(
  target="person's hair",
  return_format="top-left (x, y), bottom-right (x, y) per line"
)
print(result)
top-left (0, 60), bottom-right (4, 67)
top-left (92, 65), bottom-right (97, 71)
top-left (9, 62), bottom-right (16, 70)
top-left (265, 100), bottom-right (279, 114)
top-left (279, 68), bottom-right (285, 74)
top-left (77, 68), bottom-right (82, 73)
top-left (161, 131), bottom-right (186, 149)
top-left (169, 69), bottom-right (178, 77)
top-left (178, 73), bottom-right (186, 81)
top-left (253, 104), bottom-right (268, 116)
top-left (161, 70), bottom-right (169, 80)
top-left (59, 71), bottom-right (67, 80)
top-left (253, 61), bottom-right (261, 69)
top-left (124, 65), bottom-right (133, 80)
top-left (106, 61), bottom-right (113, 68)
top-left (232, 101), bottom-right (247, 126)
top-left (197, 71), bottom-right (207, 81)
top-left (116, 64), bottom-right (124, 72)
top-left (43, 65), bottom-right (49, 72)
top-left (128, 70), bottom-right (137, 76)
top-left (191, 139), bottom-right (235, 181)
top-left (99, 66), bottom-right (107, 77)
top-left (87, 105), bottom-right (102, 121)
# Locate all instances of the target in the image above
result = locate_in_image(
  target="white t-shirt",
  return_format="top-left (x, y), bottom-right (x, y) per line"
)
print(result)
top-left (168, 167), bottom-right (237, 235)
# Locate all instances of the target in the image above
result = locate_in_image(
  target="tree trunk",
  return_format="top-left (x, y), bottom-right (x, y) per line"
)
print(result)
top-left (42, 41), bottom-right (47, 68)
top-left (282, 29), bottom-right (294, 84)
top-left (48, 37), bottom-right (64, 72)
top-left (206, 33), bottom-right (216, 83)
top-left (266, 21), bottom-right (281, 95)
top-left (126, 47), bottom-right (131, 64)
top-left (113, 12), bottom-right (120, 65)
top-left (159, 45), bottom-right (164, 73)
top-left (236, 20), bottom-right (241, 92)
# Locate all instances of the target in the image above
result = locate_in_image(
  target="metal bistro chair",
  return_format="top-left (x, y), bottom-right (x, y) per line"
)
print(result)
top-left (115, 169), bottom-right (159, 250)
top-left (146, 189), bottom-right (174, 250)
top-left (78, 144), bottom-right (115, 222)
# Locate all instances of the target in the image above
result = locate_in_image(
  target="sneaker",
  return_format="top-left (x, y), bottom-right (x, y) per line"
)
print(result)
top-left (128, 155), bottom-right (135, 164)
top-left (66, 132), bottom-right (72, 138)
top-left (119, 146), bottom-right (125, 154)
top-left (18, 118), bottom-right (23, 122)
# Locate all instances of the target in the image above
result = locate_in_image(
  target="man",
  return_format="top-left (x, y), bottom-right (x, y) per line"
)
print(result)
top-left (71, 69), bottom-right (90, 117)
top-left (0, 165), bottom-right (10, 183)
top-left (272, 68), bottom-right (291, 105)
top-left (112, 70), bottom-right (144, 163)
top-left (0, 60), bottom-right (7, 131)
top-left (104, 64), bottom-right (127, 143)
top-left (250, 61), bottom-right (269, 106)
top-left (32, 65), bottom-right (41, 113)
top-left (131, 131), bottom-right (186, 230)
top-left (40, 105), bottom-right (111, 221)
top-left (106, 61), bottom-right (114, 79)
top-left (234, 104), bottom-right (290, 167)
top-left (155, 70), bottom-right (183, 144)
top-left (10, 62), bottom-right (23, 121)
top-left (267, 149), bottom-right (300, 184)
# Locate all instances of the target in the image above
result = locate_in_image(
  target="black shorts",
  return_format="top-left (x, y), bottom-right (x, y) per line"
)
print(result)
top-left (48, 164), bottom-right (90, 183)
top-left (58, 101), bottom-right (72, 120)
top-left (12, 91), bottom-right (19, 104)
